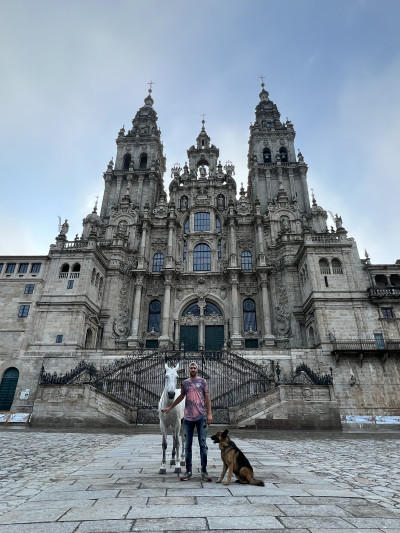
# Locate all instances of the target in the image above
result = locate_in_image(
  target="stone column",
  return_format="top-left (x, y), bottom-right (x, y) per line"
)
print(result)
top-left (198, 300), bottom-right (206, 351)
top-left (159, 273), bottom-right (173, 349)
top-left (101, 175), bottom-right (112, 218)
top-left (229, 270), bottom-right (242, 348)
top-left (258, 272), bottom-right (275, 346)
top-left (137, 176), bottom-right (144, 210)
top-left (128, 272), bottom-right (145, 348)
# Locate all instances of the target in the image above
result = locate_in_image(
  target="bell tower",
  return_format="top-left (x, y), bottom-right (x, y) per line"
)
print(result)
top-left (100, 87), bottom-right (166, 223)
top-left (247, 83), bottom-right (310, 215)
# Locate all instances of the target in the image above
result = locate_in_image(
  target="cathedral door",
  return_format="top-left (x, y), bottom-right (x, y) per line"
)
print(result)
top-left (0, 367), bottom-right (19, 411)
top-left (205, 325), bottom-right (224, 351)
top-left (180, 326), bottom-right (199, 351)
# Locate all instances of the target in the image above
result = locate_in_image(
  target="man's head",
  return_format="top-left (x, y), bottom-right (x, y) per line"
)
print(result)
top-left (189, 361), bottom-right (198, 378)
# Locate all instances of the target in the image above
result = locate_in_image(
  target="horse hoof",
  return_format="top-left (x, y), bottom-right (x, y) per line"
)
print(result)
top-left (170, 460), bottom-right (176, 466)
top-left (159, 468), bottom-right (167, 475)
top-left (174, 466), bottom-right (181, 474)
top-left (180, 460), bottom-right (186, 466)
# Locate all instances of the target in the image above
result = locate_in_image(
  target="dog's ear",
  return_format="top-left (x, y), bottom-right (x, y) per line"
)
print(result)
top-left (222, 429), bottom-right (229, 438)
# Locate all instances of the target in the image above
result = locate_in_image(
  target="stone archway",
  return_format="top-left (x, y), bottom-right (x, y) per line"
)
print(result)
top-left (0, 367), bottom-right (19, 411)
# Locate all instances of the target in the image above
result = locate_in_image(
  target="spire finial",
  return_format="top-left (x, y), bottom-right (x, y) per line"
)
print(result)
top-left (93, 195), bottom-right (99, 213)
top-left (311, 188), bottom-right (317, 206)
top-left (148, 80), bottom-right (155, 93)
top-left (259, 74), bottom-right (265, 88)
top-left (201, 113), bottom-right (206, 130)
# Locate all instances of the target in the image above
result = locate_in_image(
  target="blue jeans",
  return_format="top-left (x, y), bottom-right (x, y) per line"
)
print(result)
top-left (183, 416), bottom-right (208, 473)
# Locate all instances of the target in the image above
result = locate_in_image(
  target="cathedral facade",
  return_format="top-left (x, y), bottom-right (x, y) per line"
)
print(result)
top-left (1, 85), bottom-right (400, 427)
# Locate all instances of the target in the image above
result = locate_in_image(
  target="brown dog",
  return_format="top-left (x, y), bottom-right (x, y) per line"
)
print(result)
top-left (211, 429), bottom-right (264, 486)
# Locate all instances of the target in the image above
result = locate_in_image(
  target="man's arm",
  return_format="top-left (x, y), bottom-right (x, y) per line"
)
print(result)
top-left (205, 392), bottom-right (212, 426)
top-left (161, 391), bottom-right (185, 414)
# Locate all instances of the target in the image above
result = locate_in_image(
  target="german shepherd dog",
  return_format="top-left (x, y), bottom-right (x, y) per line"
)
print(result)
top-left (211, 429), bottom-right (264, 486)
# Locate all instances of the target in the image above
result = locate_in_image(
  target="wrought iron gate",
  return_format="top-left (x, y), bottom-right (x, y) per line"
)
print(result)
top-left (40, 350), bottom-right (275, 424)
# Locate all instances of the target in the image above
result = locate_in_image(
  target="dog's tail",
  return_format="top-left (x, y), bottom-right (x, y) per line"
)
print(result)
top-left (250, 478), bottom-right (265, 487)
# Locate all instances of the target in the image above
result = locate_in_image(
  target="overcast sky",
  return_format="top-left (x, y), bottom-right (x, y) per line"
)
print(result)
top-left (1, 0), bottom-right (399, 264)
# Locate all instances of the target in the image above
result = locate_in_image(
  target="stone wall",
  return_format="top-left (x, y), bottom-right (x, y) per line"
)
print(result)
top-left (31, 384), bottom-right (137, 427)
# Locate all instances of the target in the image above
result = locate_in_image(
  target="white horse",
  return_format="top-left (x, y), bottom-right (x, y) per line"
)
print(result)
top-left (158, 363), bottom-right (185, 475)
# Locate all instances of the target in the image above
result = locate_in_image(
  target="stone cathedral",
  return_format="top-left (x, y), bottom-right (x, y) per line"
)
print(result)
top-left (1, 85), bottom-right (399, 429)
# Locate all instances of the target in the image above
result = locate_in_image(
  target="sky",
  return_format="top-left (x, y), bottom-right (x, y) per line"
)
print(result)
top-left (1, 0), bottom-right (399, 264)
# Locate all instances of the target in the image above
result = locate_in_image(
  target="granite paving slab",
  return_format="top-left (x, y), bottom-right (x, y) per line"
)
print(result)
top-left (207, 515), bottom-right (284, 530)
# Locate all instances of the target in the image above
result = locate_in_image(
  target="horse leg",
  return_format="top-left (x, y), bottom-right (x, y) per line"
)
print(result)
top-left (180, 418), bottom-right (186, 466)
top-left (159, 431), bottom-right (167, 475)
top-left (172, 428), bottom-right (181, 473)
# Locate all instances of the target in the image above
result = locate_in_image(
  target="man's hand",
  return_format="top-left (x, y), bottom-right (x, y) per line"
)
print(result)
top-left (207, 413), bottom-right (212, 426)
top-left (161, 407), bottom-right (170, 414)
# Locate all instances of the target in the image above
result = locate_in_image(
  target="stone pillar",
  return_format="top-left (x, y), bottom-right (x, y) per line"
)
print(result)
top-left (159, 273), bottom-right (173, 348)
top-left (229, 270), bottom-right (242, 348)
top-left (128, 272), bottom-right (145, 348)
top-left (101, 175), bottom-right (112, 218)
top-left (137, 176), bottom-right (144, 210)
top-left (198, 300), bottom-right (206, 351)
top-left (259, 272), bottom-right (275, 346)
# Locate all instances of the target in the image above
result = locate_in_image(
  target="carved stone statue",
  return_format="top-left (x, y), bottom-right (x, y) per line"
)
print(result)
top-left (117, 220), bottom-right (128, 236)
top-left (60, 219), bottom-right (69, 236)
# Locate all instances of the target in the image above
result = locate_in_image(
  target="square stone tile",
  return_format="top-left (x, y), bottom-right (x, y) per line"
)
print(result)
top-left (131, 517), bottom-right (207, 530)
top-left (0, 523), bottom-right (80, 533)
top-left (75, 520), bottom-right (134, 532)
top-left (0, 508), bottom-right (70, 525)
top-left (207, 515), bottom-right (283, 529)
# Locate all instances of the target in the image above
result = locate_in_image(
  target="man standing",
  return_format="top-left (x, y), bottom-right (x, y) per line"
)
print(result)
top-left (162, 361), bottom-right (212, 481)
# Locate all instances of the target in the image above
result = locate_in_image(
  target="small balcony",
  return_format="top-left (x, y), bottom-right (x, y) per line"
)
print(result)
top-left (369, 287), bottom-right (400, 300)
top-left (331, 339), bottom-right (400, 363)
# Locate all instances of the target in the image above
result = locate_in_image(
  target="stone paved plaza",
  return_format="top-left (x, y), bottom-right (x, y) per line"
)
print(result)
top-left (0, 427), bottom-right (399, 532)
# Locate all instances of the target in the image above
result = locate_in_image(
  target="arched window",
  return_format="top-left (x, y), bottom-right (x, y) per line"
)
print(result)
top-left (60, 264), bottom-right (69, 278)
top-left (139, 153), bottom-right (148, 169)
top-left (331, 258), bottom-right (343, 274)
top-left (99, 277), bottom-right (103, 291)
top-left (216, 217), bottom-right (221, 233)
top-left (319, 258), bottom-right (330, 275)
top-left (263, 148), bottom-right (271, 163)
top-left (95, 272), bottom-right (100, 286)
top-left (204, 302), bottom-right (222, 316)
top-left (152, 253), bottom-right (164, 272)
top-left (193, 243), bottom-right (211, 271)
top-left (0, 367), bottom-right (19, 411)
top-left (241, 251), bottom-right (252, 271)
top-left (72, 263), bottom-right (81, 272)
top-left (194, 212), bottom-right (210, 231)
top-left (123, 153), bottom-right (131, 170)
top-left (91, 268), bottom-right (96, 284)
top-left (243, 299), bottom-right (257, 331)
top-left (184, 218), bottom-right (189, 234)
top-left (279, 147), bottom-right (288, 162)
top-left (182, 302), bottom-right (200, 316)
top-left (147, 300), bottom-right (161, 332)
top-left (85, 329), bottom-right (93, 349)
top-left (183, 240), bottom-right (187, 261)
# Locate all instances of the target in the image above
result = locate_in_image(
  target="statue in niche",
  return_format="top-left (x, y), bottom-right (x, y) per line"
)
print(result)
top-left (217, 195), bottom-right (225, 209)
top-left (60, 219), bottom-right (69, 236)
top-left (180, 195), bottom-right (188, 209)
top-left (117, 220), bottom-right (128, 236)
top-left (199, 165), bottom-right (207, 178)
top-left (280, 216), bottom-right (290, 233)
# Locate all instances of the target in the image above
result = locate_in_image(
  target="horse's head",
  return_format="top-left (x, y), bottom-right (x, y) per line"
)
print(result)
top-left (164, 363), bottom-right (179, 399)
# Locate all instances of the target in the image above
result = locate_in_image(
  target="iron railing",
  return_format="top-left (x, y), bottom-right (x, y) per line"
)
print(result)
top-left (331, 339), bottom-right (400, 353)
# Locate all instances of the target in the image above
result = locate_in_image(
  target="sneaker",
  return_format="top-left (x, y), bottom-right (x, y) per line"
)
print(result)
top-left (201, 471), bottom-right (212, 482)
top-left (180, 471), bottom-right (192, 481)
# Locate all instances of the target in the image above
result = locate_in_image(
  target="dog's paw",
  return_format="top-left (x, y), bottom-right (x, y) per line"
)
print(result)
top-left (223, 481), bottom-right (231, 486)
top-left (215, 479), bottom-right (222, 484)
